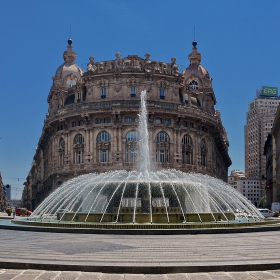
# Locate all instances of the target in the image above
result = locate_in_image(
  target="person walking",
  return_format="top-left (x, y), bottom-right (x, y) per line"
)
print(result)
top-left (12, 207), bottom-right (16, 219)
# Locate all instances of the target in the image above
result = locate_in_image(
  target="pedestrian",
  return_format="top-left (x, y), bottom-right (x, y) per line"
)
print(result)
top-left (12, 208), bottom-right (15, 219)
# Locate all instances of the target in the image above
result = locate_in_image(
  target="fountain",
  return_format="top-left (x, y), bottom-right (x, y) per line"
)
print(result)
top-left (12, 91), bottom-right (275, 230)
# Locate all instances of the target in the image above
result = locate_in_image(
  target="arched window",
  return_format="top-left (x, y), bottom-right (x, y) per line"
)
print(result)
top-left (182, 135), bottom-right (193, 164)
top-left (200, 139), bottom-right (207, 166)
top-left (74, 134), bottom-right (84, 144)
top-left (64, 94), bottom-right (75, 105)
top-left (182, 135), bottom-right (192, 145)
top-left (156, 132), bottom-right (169, 143)
top-left (58, 138), bottom-right (65, 166)
top-left (73, 134), bottom-right (84, 164)
top-left (125, 131), bottom-right (140, 162)
top-left (156, 132), bottom-right (170, 163)
top-left (126, 131), bottom-right (140, 142)
top-left (97, 131), bottom-right (111, 142)
top-left (66, 78), bottom-right (76, 88)
top-left (189, 80), bottom-right (198, 89)
top-left (97, 131), bottom-right (111, 162)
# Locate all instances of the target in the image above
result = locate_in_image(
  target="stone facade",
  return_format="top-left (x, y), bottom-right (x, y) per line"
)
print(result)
top-left (0, 172), bottom-right (6, 210)
top-left (24, 40), bottom-right (231, 209)
top-left (228, 170), bottom-right (261, 206)
top-left (270, 104), bottom-right (280, 204)
top-left (263, 133), bottom-right (276, 207)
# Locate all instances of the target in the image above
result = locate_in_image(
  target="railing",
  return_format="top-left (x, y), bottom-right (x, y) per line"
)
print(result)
top-left (46, 100), bottom-right (181, 121)
top-left (45, 100), bottom-right (219, 133)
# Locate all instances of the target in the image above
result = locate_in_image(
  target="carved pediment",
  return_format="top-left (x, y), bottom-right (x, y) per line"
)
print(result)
top-left (157, 78), bottom-right (169, 88)
top-left (97, 77), bottom-right (109, 88)
top-left (127, 76), bottom-right (139, 87)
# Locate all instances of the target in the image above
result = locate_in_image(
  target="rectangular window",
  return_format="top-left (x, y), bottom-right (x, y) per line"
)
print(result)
top-left (76, 151), bottom-right (83, 164)
top-left (77, 92), bottom-right (81, 102)
top-left (163, 119), bottom-right (171, 125)
top-left (160, 149), bottom-right (165, 162)
top-left (160, 88), bottom-right (165, 99)
top-left (104, 118), bottom-right (111, 123)
top-left (95, 118), bottom-right (102, 124)
top-left (102, 149), bottom-right (107, 162)
top-left (125, 117), bottom-right (133, 123)
top-left (130, 87), bottom-right (136, 97)
top-left (184, 152), bottom-right (190, 164)
top-left (131, 148), bottom-right (137, 162)
top-left (59, 154), bottom-right (64, 166)
top-left (155, 118), bottom-right (162, 124)
top-left (184, 94), bottom-right (188, 104)
top-left (101, 88), bottom-right (106, 98)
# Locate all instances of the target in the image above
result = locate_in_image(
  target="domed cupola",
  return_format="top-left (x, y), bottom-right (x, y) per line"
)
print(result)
top-left (52, 39), bottom-right (83, 89)
top-left (182, 41), bottom-right (212, 89)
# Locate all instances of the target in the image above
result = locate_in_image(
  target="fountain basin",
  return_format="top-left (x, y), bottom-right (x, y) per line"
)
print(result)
top-left (24, 170), bottom-right (265, 227)
top-left (56, 212), bottom-right (235, 223)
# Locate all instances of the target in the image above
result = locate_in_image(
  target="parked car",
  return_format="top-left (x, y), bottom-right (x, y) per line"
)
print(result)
top-left (15, 208), bottom-right (33, 216)
top-left (258, 208), bottom-right (274, 218)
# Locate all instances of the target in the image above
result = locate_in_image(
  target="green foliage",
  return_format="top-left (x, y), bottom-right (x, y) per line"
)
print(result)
top-left (274, 211), bottom-right (279, 217)
top-left (5, 207), bottom-right (12, 214)
top-left (258, 196), bottom-right (266, 208)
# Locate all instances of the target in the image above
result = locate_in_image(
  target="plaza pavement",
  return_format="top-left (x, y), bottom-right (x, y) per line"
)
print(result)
top-left (1, 212), bottom-right (280, 279)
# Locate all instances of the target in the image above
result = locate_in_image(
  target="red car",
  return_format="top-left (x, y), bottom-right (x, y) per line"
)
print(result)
top-left (15, 208), bottom-right (33, 216)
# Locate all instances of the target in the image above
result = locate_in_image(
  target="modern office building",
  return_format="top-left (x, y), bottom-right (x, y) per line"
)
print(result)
top-left (23, 39), bottom-right (232, 209)
top-left (245, 87), bottom-right (280, 198)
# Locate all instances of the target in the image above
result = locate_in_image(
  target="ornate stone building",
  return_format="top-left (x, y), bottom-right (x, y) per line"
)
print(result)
top-left (24, 39), bottom-right (231, 209)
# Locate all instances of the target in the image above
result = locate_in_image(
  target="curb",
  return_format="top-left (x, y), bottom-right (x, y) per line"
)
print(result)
top-left (1, 220), bottom-right (280, 235)
top-left (0, 261), bottom-right (280, 274)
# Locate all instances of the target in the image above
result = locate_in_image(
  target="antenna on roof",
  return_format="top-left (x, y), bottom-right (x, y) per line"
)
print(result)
top-left (68, 24), bottom-right (72, 46)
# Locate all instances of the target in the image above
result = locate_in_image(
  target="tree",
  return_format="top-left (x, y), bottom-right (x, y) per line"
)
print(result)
top-left (258, 196), bottom-right (266, 208)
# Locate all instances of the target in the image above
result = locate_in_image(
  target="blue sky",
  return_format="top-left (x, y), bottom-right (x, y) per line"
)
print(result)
top-left (1, 1), bottom-right (280, 199)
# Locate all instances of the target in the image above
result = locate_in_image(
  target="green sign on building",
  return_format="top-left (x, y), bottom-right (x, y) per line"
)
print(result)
top-left (261, 86), bottom-right (278, 97)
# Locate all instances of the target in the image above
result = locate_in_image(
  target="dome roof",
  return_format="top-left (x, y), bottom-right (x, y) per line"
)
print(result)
top-left (55, 62), bottom-right (83, 81)
top-left (52, 40), bottom-right (83, 88)
top-left (182, 64), bottom-right (209, 79)
top-left (182, 41), bottom-right (212, 88)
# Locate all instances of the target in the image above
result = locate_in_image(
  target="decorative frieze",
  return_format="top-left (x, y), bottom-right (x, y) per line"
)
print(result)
top-left (86, 54), bottom-right (180, 76)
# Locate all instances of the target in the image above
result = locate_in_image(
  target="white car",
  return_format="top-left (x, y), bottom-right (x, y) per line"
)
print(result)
top-left (258, 209), bottom-right (274, 218)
